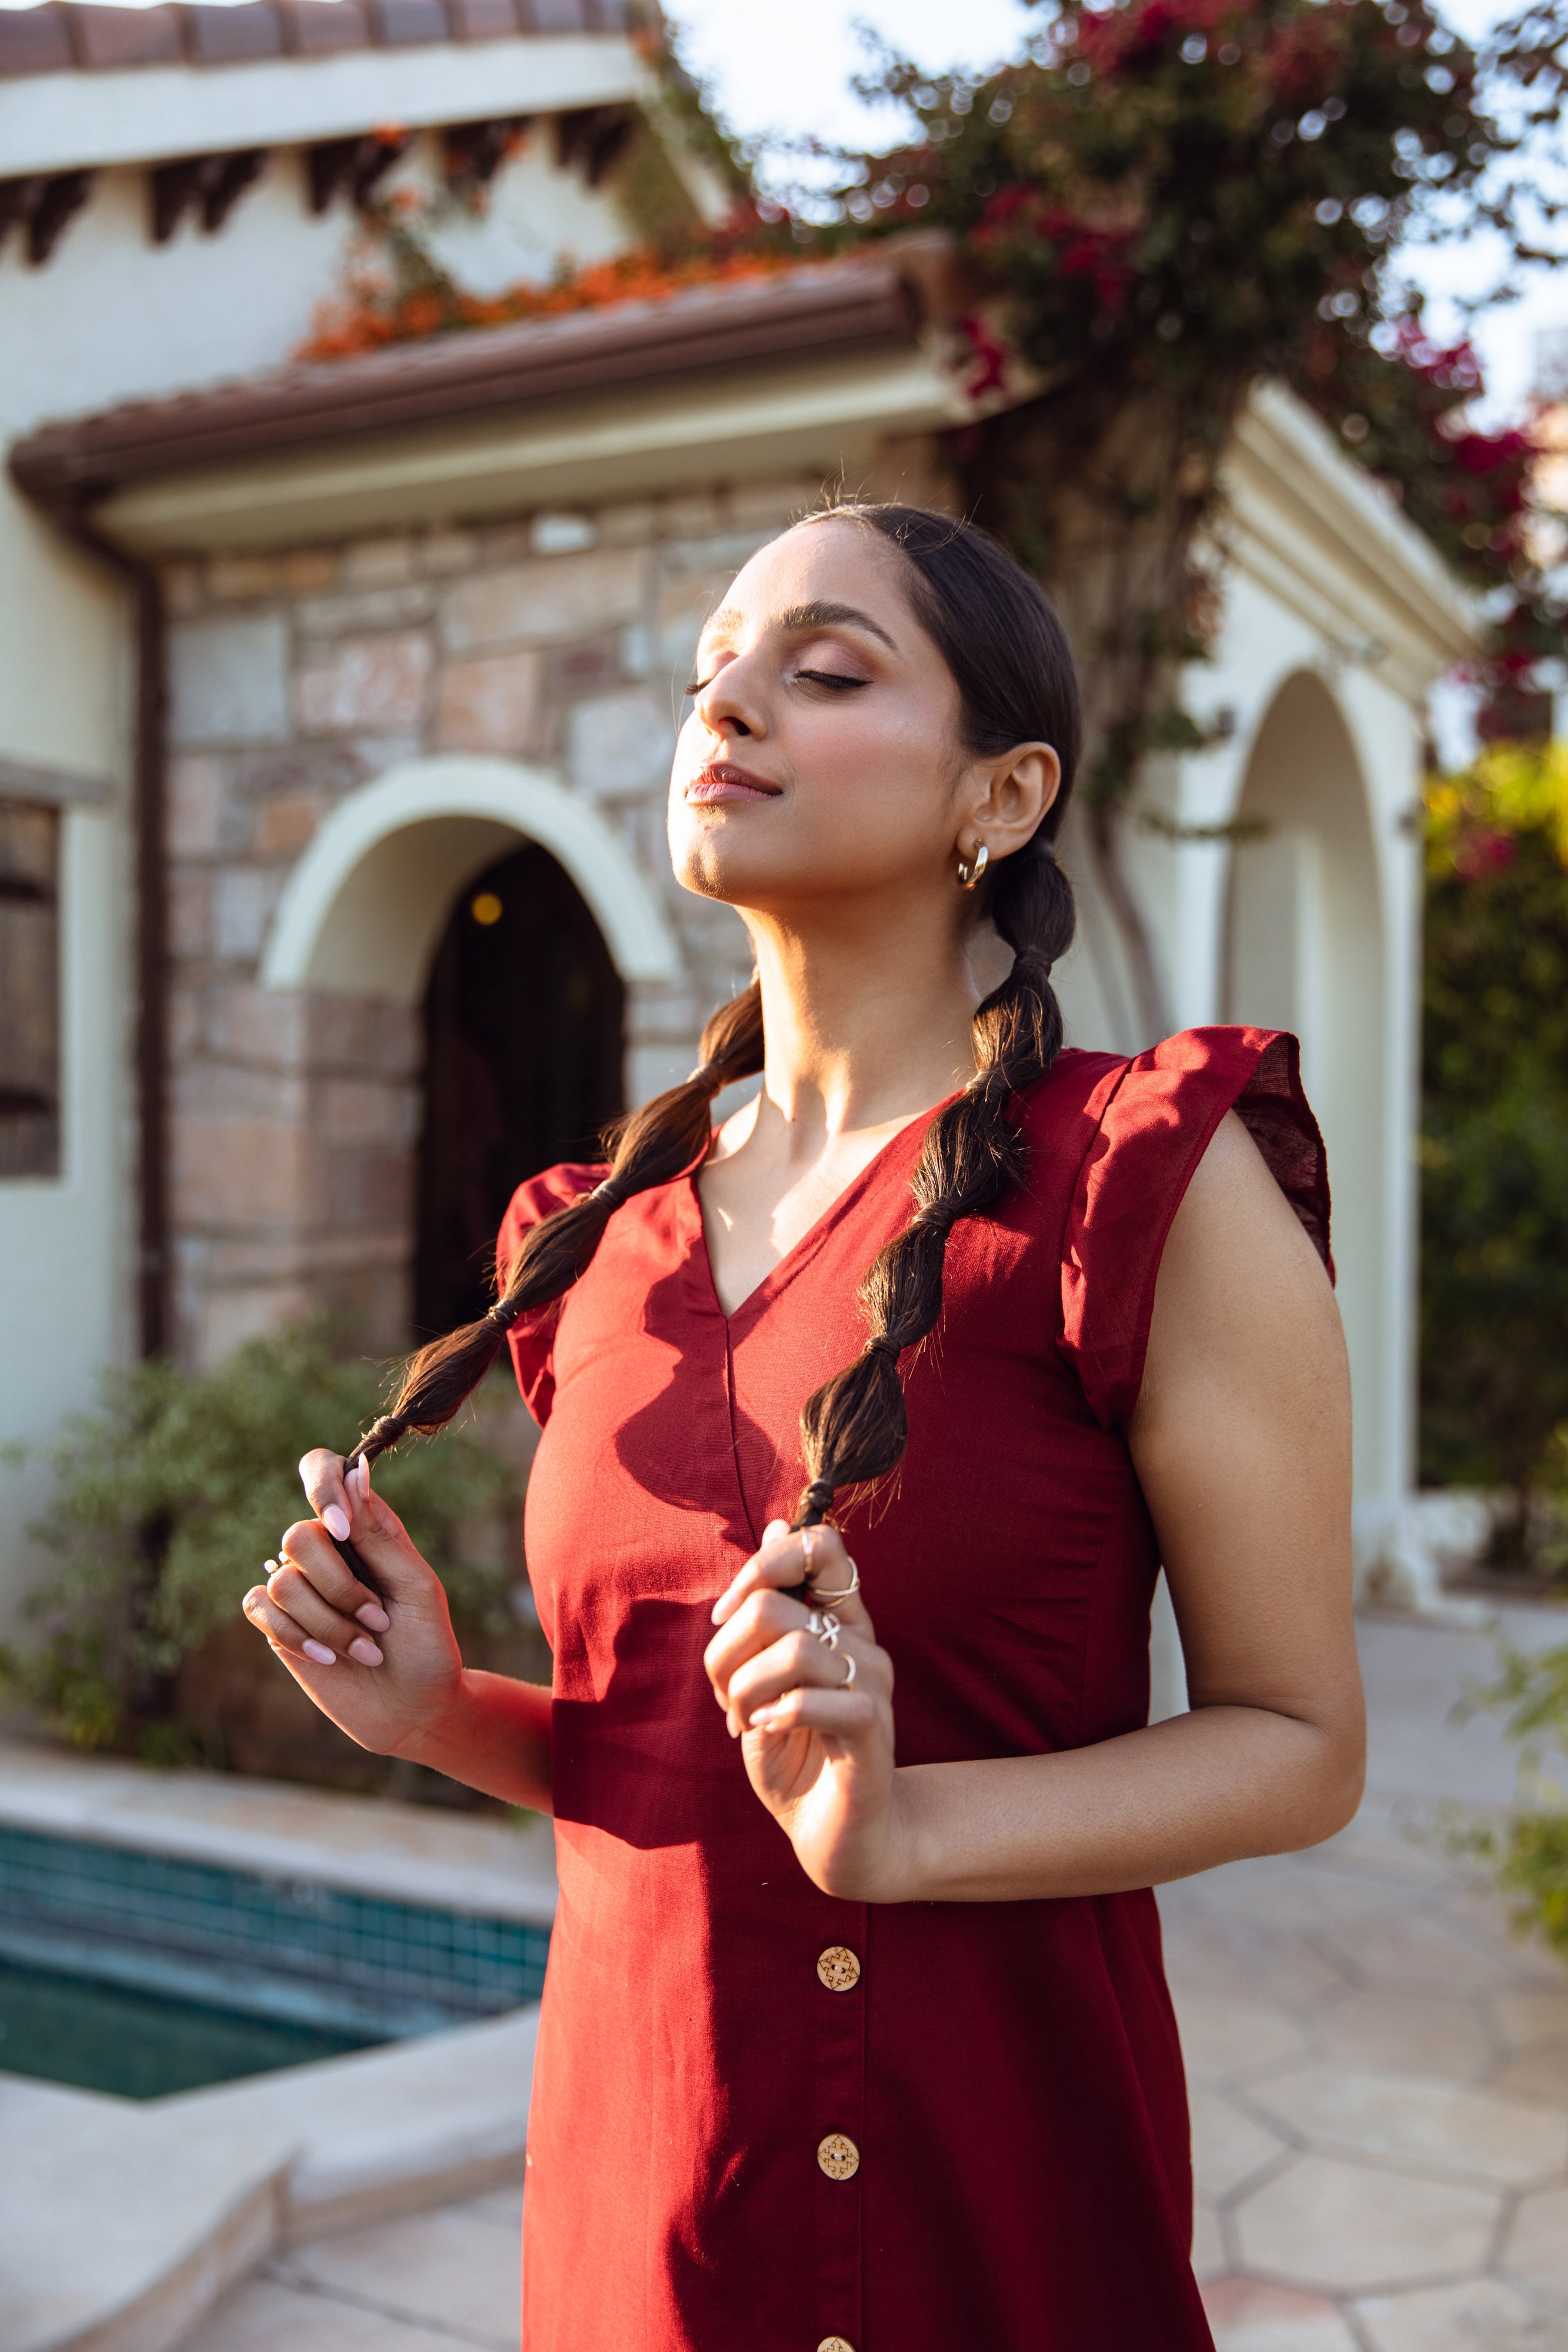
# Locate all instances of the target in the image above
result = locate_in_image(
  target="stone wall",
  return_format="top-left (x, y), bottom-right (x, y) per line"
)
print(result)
top-left (159, 477), bottom-right (830, 1367)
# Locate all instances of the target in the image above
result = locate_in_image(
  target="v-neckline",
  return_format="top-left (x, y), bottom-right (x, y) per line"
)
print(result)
top-left (688, 1090), bottom-right (961, 1329)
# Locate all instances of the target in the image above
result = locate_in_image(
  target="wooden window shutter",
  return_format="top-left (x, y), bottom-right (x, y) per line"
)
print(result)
top-left (0, 803), bottom-right (61, 1178)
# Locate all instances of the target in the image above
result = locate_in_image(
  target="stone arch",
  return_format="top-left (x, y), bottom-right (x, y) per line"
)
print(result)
top-left (1223, 667), bottom-right (1393, 1491)
top-left (260, 754), bottom-right (683, 1001)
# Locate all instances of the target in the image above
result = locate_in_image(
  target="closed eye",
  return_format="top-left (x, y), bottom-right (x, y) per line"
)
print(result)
top-left (683, 668), bottom-right (872, 696)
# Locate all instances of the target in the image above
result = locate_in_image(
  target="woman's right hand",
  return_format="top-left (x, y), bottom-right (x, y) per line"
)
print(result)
top-left (240, 1451), bottom-right (464, 1760)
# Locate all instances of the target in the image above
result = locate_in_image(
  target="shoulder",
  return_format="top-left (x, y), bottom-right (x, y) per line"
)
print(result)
top-left (1030, 1026), bottom-right (1329, 1264)
top-left (494, 1161), bottom-right (608, 1428)
top-left (497, 1161), bottom-right (607, 1270)
top-left (1050, 1027), bottom-right (1332, 1430)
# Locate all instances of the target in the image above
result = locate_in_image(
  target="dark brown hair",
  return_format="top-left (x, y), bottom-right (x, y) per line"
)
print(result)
top-left (349, 504), bottom-right (1081, 1529)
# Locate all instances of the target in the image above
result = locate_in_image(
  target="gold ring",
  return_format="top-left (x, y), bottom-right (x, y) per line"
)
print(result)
top-left (841, 1651), bottom-right (857, 1689)
top-left (809, 1558), bottom-right (860, 1609)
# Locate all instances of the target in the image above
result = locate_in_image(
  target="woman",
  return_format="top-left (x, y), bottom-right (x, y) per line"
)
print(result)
top-left (245, 503), bottom-right (1363, 2351)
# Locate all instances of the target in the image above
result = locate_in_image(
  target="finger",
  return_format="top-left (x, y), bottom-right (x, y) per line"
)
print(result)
top-left (299, 1448), bottom-right (354, 1545)
top-left (747, 1686), bottom-right (878, 1739)
top-left (266, 1558), bottom-right (384, 1665)
top-left (279, 1519), bottom-right (387, 1625)
top-left (295, 1452), bottom-right (393, 1628)
top-left (703, 1587), bottom-right (812, 1706)
top-left (710, 1522), bottom-right (797, 1624)
top-left (290, 1481), bottom-right (428, 1616)
top-left (728, 1629), bottom-right (872, 1729)
top-left (711, 1522), bottom-right (871, 1635)
top-left (343, 1452), bottom-right (411, 1552)
top-left (242, 1582), bottom-right (339, 1669)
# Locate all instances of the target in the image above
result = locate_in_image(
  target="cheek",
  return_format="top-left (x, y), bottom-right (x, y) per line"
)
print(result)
top-left (798, 701), bottom-right (951, 831)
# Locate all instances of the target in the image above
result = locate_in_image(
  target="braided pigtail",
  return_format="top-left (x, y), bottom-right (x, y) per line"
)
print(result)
top-left (791, 836), bottom-right (1076, 1525)
top-left (347, 981), bottom-right (764, 1471)
top-left (788, 498), bottom-right (1083, 1528)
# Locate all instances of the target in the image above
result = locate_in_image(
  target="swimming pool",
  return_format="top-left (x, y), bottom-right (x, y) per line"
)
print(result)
top-left (0, 1821), bottom-right (551, 2100)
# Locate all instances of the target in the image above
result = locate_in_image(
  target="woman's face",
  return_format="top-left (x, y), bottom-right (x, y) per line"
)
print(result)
top-left (667, 519), bottom-right (1052, 921)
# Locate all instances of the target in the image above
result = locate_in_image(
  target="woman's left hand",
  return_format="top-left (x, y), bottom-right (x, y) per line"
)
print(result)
top-left (704, 1522), bottom-right (909, 1902)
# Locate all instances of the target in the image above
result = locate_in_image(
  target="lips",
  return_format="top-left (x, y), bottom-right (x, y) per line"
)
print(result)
top-left (686, 762), bottom-right (783, 804)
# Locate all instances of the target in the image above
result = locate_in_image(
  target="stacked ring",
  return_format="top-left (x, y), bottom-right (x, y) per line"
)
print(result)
top-left (808, 1559), bottom-right (860, 1609)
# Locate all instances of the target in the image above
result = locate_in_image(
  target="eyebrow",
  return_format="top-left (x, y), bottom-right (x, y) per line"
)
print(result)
top-left (701, 599), bottom-right (899, 654)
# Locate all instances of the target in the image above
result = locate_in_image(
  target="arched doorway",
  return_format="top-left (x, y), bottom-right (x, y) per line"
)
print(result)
top-left (414, 842), bottom-right (624, 1336)
top-left (1223, 669), bottom-right (1392, 1489)
top-left (256, 756), bottom-right (683, 1347)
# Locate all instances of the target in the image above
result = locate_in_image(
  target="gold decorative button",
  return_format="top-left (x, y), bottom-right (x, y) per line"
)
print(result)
top-left (817, 2132), bottom-right (860, 2181)
top-left (817, 1945), bottom-right (861, 1993)
top-left (818, 2338), bottom-right (856, 2352)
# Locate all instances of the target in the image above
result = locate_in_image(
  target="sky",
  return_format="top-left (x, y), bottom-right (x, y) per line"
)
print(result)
top-left (667, 0), bottom-right (1567, 421)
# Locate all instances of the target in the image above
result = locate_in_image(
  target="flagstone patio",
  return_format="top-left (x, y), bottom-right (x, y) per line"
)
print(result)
top-left (184, 1605), bottom-right (1568, 2352)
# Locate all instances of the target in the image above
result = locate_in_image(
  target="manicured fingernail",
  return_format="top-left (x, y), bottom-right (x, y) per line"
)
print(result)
top-left (323, 1505), bottom-right (350, 1541)
top-left (750, 1705), bottom-right (780, 1729)
top-left (263, 1558), bottom-right (279, 1573)
top-left (355, 1602), bottom-right (390, 1632)
top-left (347, 1636), bottom-right (383, 1666)
top-left (355, 1458), bottom-right (371, 1498)
top-left (302, 1639), bottom-right (336, 1665)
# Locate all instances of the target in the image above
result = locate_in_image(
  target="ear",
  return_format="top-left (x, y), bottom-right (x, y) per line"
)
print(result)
top-left (960, 743), bottom-right (1062, 861)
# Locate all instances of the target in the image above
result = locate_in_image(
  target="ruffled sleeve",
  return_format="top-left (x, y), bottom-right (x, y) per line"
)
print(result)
top-left (1058, 1028), bottom-right (1332, 1431)
top-left (494, 1161), bottom-right (607, 1428)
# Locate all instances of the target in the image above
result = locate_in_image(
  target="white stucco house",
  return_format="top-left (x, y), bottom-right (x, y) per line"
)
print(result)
top-left (0, 0), bottom-right (1475, 1648)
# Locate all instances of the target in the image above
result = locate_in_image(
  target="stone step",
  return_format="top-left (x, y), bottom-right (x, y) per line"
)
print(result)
top-left (1, 2004), bottom-right (540, 2352)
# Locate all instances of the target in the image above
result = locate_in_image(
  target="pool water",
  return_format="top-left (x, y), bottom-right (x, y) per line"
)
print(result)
top-left (0, 1821), bottom-right (551, 2100)
top-left (0, 1957), bottom-right (375, 2101)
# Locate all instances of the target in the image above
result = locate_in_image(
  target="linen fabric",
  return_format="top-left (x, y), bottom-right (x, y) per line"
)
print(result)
top-left (500, 1025), bottom-right (1330, 2352)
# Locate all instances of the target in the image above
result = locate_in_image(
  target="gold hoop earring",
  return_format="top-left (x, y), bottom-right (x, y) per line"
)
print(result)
top-left (956, 842), bottom-right (989, 891)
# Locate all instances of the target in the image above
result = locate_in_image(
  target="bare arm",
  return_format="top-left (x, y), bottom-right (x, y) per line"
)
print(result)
top-left (241, 1452), bottom-right (554, 1814)
top-left (705, 1111), bottom-right (1364, 1902)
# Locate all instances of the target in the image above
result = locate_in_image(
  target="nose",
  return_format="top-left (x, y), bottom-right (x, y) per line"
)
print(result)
top-left (693, 656), bottom-right (765, 744)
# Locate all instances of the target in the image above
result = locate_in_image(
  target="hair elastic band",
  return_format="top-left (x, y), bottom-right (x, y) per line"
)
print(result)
top-left (487, 1298), bottom-right (521, 1333)
top-left (593, 1176), bottom-right (628, 1208)
top-left (862, 1335), bottom-right (899, 1361)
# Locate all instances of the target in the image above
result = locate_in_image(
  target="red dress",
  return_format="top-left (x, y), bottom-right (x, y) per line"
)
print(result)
top-left (500, 1027), bottom-right (1330, 2352)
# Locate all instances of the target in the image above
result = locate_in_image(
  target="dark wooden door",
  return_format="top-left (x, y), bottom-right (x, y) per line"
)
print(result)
top-left (414, 841), bottom-right (624, 1338)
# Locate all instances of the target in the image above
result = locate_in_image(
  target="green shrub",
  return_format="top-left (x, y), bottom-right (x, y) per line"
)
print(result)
top-left (1421, 744), bottom-right (1568, 1544)
top-left (1453, 1635), bottom-right (1568, 1965)
top-left (1, 1322), bottom-right (514, 1755)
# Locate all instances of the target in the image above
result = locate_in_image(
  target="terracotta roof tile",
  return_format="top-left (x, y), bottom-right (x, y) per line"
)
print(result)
top-left (0, 0), bottom-right (622, 78)
top-left (276, 0), bottom-right (372, 54)
top-left (70, 2), bottom-right (185, 68)
top-left (447, 0), bottom-right (521, 36)
top-left (9, 261), bottom-right (924, 513)
top-left (183, 1), bottom-right (285, 63)
top-left (0, 4), bottom-right (72, 73)
top-left (367, 0), bottom-right (451, 42)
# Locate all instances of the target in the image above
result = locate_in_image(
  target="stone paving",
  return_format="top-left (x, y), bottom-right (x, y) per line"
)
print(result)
top-left (1173, 1606), bottom-right (1568, 2352)
top-left (186, 1606), bottom-right (1568, 2352)
top-left (185, 2185), bottom-right (524, 2351)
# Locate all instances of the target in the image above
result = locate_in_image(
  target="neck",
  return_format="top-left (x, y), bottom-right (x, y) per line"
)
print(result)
top-left (743, 898), bottom-right (982, 1161)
